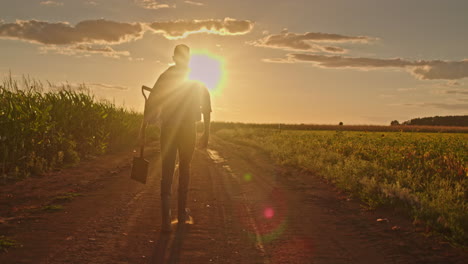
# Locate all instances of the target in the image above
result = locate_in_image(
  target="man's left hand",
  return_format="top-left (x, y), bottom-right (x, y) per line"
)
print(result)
top-left (198, 132), bottom-right (209, 149)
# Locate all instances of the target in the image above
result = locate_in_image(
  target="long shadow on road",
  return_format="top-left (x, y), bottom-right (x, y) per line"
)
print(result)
top-left (151, 224), bottom-right (190, 264)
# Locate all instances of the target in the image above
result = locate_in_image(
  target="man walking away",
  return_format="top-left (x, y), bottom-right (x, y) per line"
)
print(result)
top-left (144, 44), bottom-right (211, 232)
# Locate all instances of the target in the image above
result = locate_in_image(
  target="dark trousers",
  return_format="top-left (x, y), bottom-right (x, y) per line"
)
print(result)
top-left (160, 122), bottom-right (196, 218)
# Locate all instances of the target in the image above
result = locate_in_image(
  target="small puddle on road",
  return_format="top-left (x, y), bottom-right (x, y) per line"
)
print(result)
top-left (207, 149), bottom-right (225, 164)
top-left (207, 149), bottom-right (236, 178)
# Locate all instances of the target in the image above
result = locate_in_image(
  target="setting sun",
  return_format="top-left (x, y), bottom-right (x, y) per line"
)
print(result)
top-left (188, 50), bottom-right (226, 95)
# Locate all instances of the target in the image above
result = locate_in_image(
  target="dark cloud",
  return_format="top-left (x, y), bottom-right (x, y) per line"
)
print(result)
top-left (0, 19), bottom-right (144, 45)
top-left (268, 54), bottom-right (468, 80)
top-left (149, 18), bottom-right (254, 39)
top-left (250, 31), bottom-right (373, 52)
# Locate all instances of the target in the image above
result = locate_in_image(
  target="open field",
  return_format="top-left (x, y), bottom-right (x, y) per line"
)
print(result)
top-left (215, 126), bottom-right (468, 244)
top-left (210, 122), bottom-right (468, 133)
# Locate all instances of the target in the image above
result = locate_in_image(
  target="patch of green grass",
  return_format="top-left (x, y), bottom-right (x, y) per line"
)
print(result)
top-left (216, 127), bottom-right (468, 245)
top-left (0, 236), bottom-right (19, 252)
top-left (53, 192), bottom-right (82, 202)
top-left (41, 204), bottom-right (64, 212)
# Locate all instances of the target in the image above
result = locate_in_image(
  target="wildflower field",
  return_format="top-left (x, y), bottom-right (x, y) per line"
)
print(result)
top-left (0, 76), bottom-right (143, 182)
top-left (216, 127), bottom-right (468, 244)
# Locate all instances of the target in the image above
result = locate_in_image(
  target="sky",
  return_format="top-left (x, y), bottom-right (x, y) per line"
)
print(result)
top-left (1, 0), bottom-right (467, 125)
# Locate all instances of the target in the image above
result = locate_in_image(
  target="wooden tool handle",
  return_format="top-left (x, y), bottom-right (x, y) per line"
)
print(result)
top-left (141, 85), bottom-right (153, 101)
top-left (139, 85), bottom-right (152, 158)
top-left (139, 122), bottom-right (147, 158)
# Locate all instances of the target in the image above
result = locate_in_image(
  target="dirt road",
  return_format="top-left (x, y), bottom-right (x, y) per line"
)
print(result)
top-left (0, 135), bottom-right (466, 264)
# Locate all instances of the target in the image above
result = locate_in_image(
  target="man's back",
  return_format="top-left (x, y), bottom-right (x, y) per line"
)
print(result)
top-left (144, 65), bottom-right (188, 124)
top-left (160, 80), bottom-right (211, 128)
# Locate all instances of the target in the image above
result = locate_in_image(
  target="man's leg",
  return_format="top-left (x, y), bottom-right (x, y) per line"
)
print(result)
top-left (160, 125), bottom-right (178, 231)
top-left (177, 123), bottom-right (196, 224)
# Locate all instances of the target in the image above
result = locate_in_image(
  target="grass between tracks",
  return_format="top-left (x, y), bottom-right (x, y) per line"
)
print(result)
top-left (0, 236), bottom-right (19, 252)
top-left (216, 127), bottom-right (467, 245)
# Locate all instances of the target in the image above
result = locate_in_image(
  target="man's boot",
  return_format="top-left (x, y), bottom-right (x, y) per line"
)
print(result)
top-left (161, 195), bottom-right (172, 232)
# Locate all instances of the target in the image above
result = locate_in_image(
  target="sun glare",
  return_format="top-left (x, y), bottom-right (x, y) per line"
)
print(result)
top-left (188, 50), bottom-right (226, 95)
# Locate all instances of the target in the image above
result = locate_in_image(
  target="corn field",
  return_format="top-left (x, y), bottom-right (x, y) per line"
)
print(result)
top-left (0, 76), bottom-right (142, 181)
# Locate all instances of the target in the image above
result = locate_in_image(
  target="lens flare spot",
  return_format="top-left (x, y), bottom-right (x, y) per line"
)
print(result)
top-left (264, 207), bottom-right (275, 219)
top-left (244, 173), bottom-right (252, 182)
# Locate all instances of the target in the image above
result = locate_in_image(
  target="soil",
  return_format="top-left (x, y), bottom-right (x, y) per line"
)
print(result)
top-left (0, 135), bottom-right (466, 264)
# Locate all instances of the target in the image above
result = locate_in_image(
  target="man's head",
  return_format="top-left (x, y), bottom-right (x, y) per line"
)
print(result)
top-left (173, 44), bottom-right (190, 67)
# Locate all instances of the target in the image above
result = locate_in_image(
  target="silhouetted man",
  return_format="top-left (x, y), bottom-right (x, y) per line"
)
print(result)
top-left (144, 44), bottom-right (211, 232)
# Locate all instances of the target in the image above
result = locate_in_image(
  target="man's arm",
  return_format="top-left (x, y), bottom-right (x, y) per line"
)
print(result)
top-left (198, 85), bottom-right (212, 149)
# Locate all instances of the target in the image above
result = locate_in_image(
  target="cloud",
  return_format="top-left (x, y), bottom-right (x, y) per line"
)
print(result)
top-left (250, 31), bottom-right (373, 52)
top-left (322, 46), bottom-right (346, 53)
top-left (0, 19), bottom-right (144, 45)
top-left (134, 0), bottom-right (171, 10)
top-left (87, 82), bottom-right (129, 90)
top-left (184, 0), bottom-right (204, 6)
top-left (49, 81), bottom-right (129, 91)
top-left (148, 18), bottom-right (254, 39)
top-left (40, 1), bottom-right (64, 6)
top-left (411, 60), bottom-right (468, 80)
top-left (85, 0), bottom-right (98, 5)
top-left (0, 18), bottom-right (254, 46)
top-left (442, 89), bottom-right (468, 95)
top-left (39, 45), bottom-right (130, 59)
top-left (404, 102), bottom-right (468, 110)
top-left (267, 54), bottom-right (468, 80)
top-left (446, 80), bottom-right (460, 86)
top-left (0, 18), bottom-right (254, 59)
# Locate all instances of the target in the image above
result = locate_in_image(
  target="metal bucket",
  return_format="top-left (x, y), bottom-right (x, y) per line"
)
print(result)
top-left (131, 155), bottom-right (149, 184)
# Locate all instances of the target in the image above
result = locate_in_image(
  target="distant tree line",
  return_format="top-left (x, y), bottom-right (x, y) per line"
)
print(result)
top-left (391, 115), bottom-right (468, 127)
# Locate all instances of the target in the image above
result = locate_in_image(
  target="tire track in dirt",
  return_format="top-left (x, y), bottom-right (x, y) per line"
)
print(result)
top-left (0, 147), bottom-right (161, 264)
top-left (206, 149), bottom-right (270, 264)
